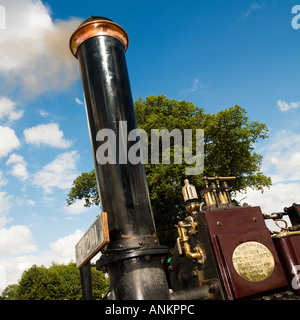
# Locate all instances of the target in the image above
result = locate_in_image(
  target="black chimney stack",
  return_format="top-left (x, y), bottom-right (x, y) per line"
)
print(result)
top-left (70, 17), bottom-right (170, 300)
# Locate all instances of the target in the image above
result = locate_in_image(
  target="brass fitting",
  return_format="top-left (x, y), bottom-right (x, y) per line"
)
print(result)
top-left (70, 16), bottom-right (129, 58)
top-left (177, 217), bottom-right (204, 264)
top-left (182, 179), bottom-right (201, 214)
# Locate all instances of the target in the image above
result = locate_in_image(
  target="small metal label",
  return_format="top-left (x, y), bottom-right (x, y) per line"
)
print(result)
top-left (75, 212), bottom-right (109, 269)
top-left (232, 241), bottom-right (275, 282)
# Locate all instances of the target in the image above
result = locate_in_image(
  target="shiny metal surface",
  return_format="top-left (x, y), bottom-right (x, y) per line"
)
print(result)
top-left (182, 179), bottom-right (198, 202)
top-left (232, 241), bottom-right (275, 282)
top-left (274, 235), bottom-right (300, 295)
top-left (70, 16), bottom-right (129, 57)
top-left (77, 35), bottom-right (157, 243)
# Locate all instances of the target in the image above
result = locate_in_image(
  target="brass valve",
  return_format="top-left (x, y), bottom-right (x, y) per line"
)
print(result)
top-left (182, 179), bottom-right (201, 215)
top-left (176, 216), bottom-right (204, 264)
top-left (201, 176), bottom-right (236, 207)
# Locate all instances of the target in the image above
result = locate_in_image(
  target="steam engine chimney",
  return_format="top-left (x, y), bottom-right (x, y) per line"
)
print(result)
top-left (70, 16), bottom-right (170, 299)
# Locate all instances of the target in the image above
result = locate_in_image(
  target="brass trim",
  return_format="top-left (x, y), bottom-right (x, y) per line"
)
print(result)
top-left (272, 230), bottom-right (300, 239)
top-left (70, 18), bottom-right (129, 58)
top-left (202, 176), bottom-right (236, 181)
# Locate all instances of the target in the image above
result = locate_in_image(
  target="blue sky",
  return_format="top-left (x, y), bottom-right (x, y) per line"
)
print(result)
top-left (1, 0), bottom-right (300, 290)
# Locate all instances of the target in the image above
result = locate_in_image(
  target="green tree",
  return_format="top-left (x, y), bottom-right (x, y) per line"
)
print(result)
top-left (1, 284), bottom-right (19, 300)
top-left (66, 95), bottom-right (271, 246)
top-left (3, 262), bottom-right (109, 300)
top-left (66, 170), bottom-right (99, 207)
top-left (15, 264), bottom-right (61, 300)
top-left (202, 105), bottom-right (271, 192)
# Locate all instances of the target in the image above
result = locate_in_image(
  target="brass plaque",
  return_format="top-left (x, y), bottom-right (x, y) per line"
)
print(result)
top-left (232, 241), bottom-right (275, 282)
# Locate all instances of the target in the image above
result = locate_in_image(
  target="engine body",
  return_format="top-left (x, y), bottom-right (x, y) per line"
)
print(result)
top-left (169, 178), bottom-right (300, 300)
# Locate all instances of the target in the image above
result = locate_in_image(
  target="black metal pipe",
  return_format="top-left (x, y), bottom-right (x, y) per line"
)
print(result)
top-left (70, 16), bottom-right (170, 300)
top-left (79, 264), bottom-right (93, 300)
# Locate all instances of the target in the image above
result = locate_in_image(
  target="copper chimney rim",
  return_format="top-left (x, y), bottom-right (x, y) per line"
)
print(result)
top-left (69, 16), bottom-right (129, 58)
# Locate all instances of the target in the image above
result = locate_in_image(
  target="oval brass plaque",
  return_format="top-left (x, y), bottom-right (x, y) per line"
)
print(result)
top-left (232, 241), bottom-right (275, 282)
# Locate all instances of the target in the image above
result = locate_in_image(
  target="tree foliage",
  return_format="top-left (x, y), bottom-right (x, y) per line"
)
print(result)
top-left (202, 104), bottom-right (270, 192)
top-left (66, 95), bottom-right (271, 246)
top-left (66, 170), bottom-right (99, 207)
top-left (2, 262), bottom-right (109, 300)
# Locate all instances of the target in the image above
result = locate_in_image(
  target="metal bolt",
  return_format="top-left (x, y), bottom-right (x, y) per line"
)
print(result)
top-left (253, 217), bottom-right (257, 222)
top-left (217, 221), bottom-right (222, 227)
top-left (144, 255), bottom-right (151, 261)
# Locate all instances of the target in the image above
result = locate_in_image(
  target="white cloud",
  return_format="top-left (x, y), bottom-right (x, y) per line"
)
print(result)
top-left (180, 78), bottom-right (208, 95)
top-left (0, 171), bottom-right (7, 187)
top-left (32, 151), bottom-right (79, 194)
top-left (50, 229), bottom-right (83, 264)
top-left (14, 255), bottom-right (51, 273)
top-left (0, 192), bottom-right (38, 292)
top-left (236, 129), bottom-right (300, 216)
top-left (6, 153), bottom-right (29, 181)
top-left (0, 126), bottom-right (20, 158)
top-left (23, 123), bottom-right (72, 148)
top-left (39, 110), bottom-right (49, 117)
top-left (0, 96), bottom-right (23, 122)
top-left (75, 98), bottom-right (84, 105)
top-left (0, 192), bottom-right (11, 228)
top-left (0, 225), bottom-right (37, 256)
top-left (0, 0), bottom-right (81, 98)
top-left (236, 183), bottom-right (300, 214)
top-left (64, 199), bottom-right (94, 215)
top-left (183, 78), bottom-right (199, 93)
top-left (27, 200), bottom-right (35, 206)
top-left (260, 130), bottom-right (300, 183)
top-left (0, 256), bottom-right (42, 292)
top-left (0, 229), bottom-right (84, 291)
top-left (6, 153), bottom-right (25, 164)
top-left (239, 2), bottom-right (263, 21)
top-left (277, 100), bottom-right (300, 112)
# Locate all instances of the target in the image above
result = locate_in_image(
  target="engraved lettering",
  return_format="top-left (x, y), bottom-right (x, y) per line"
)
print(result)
top-left (232, 241), bottom-right (275, 282)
